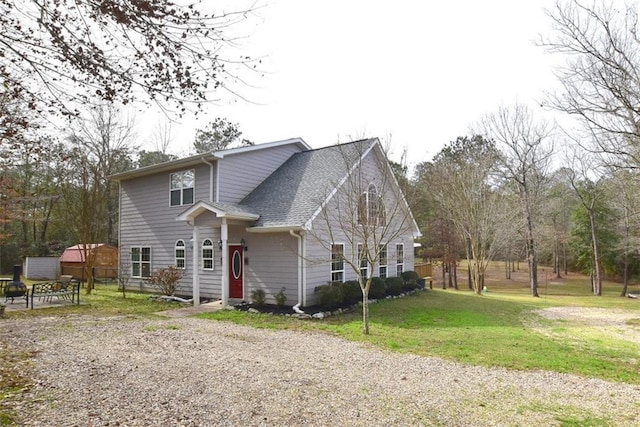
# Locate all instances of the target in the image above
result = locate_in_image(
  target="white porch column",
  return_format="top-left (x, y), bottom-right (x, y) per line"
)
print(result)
top-left (221, 218), bottom-right (229, 306)
top-left (192, 226), bottom-right (200, 306)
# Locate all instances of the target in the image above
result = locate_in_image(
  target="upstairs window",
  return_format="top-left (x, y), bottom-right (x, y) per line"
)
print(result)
top-left (175, 240), bottom-right (185, 269)
top-left (202, 239), bottom-right (214, 270)
top-left (170, 170), bottom-right (194, 206)
top-left (358, 184), bottom-right (386, 226)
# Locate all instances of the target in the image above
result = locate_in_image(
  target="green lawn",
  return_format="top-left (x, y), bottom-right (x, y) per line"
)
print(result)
top-left (200, 269), bottom-right (640, 384)
top-left (2, 271), bottom-right (640, 425)
top-left (2, 269), bottom-right (640, 388)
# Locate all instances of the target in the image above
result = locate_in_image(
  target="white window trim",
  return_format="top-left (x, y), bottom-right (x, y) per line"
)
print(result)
top-left (358, 243), bottom-right (369, 279)
top-left (131, 246), bottom-right (151, 278)
top-left (202, 239), bottom-right (214, 271)
top-left (358, 183), bottom-right (386, 227)
top-left (170, 169), bottom-right (195, 207)
top-left (175, 240), bottom-right (186, 269)
top-left (396, 243), bottom-right (404, 277)
top-left (331, 243), bottom-right (345, 283)
top-left (379, 244), bottom-right (387, 279)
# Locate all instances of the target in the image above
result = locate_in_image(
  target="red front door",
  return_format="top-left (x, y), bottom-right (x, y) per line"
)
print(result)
top-left (229, 244), bottom-right (244, 299)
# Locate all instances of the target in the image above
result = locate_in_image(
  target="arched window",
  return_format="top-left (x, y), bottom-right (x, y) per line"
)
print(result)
top-left (175, 240), bottom-right (186, 269)
top-left (358, 184), bottom-right (386, 226)
top-left (202, 239), bottom-right (214, 270)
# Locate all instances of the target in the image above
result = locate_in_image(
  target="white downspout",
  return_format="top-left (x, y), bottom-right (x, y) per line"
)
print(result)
top-left (215, 160), bottom-right (221, 203)
top-left (289, 230), bottom-right (304, 313)
top-left (201, 158), bottom-right (215, 202)
top-left (192, 225), bottom-right (200, 306)
top-left (221, 218), bottom-right (229, 306)
top-left (301, 231), bottom-right (307, 306)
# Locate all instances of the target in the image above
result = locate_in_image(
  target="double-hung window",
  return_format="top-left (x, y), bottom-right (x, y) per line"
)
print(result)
top-left (175, 240), bottom-right (186, 269)
top-left (378, 244), bottom-right (387, 279)
top-left (396, 243), bottom-right (404, 277)
top-left (331, 244), bottom-right (345, 282)
top-left (170, 170), bottom-right (194, 206)
top-left (358, 244), bottom-right (369, 279)
top-left (131, 247), bottom-right (151, 278)
top-left (202, 239), bottom-right (214, 270)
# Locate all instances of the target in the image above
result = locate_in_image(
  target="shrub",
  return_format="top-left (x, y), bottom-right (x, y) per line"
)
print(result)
top-left (385, 277), bottom-right (404, 296)
top-left (341, 280), bottom-right (362, 305)
top-left (314, 282), bottom-right (343, 308)
top-left (144, 266), bottom-right (183, 296)
top-left (369, 277), bottom-right (386, 300)
top-left (275, 287), bottom-right (287, 307)
top-left (250, 289), bottom-right (266, 307)
top-left (401, 270), bottom-right (420, 291)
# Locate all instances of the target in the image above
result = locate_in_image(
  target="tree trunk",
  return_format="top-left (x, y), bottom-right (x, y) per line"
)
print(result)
top-left (621, 252), bottom-right (629, 297)
top-left (362, 291), bottom-right (370, 334)
top-left (563, 241), bottom-right (568, 276)
top-left (441, 260), bottom-right (446, 289)
top-left (554, 238), bottom-right (561, 279)
top-left (525, 206), bottom-right (539, 297)
top-left (453, 261), bottom-right (458, 289)
top-left (588, 208), bottom-right (602, 296)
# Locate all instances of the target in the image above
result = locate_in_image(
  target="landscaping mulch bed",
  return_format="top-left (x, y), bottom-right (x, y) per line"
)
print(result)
top-left (233, 301), bottom-right (355, 316)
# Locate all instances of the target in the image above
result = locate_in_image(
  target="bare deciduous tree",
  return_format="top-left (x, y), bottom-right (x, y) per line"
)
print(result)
top-left (480, 103), bottom-right (555, 297)
top-left (68, 103), bottom-right (136, 245)
top-left (563, 144), bottom-right (608, 295)
top-left (430, 135), bottom-right (515, 294)
top-left (607, 169), bottom-right (640, 296)
top-left (1, 0), bottom-right (260, 117)
top-left (542, 0), bottom-right (640, 168)
top-left (310, 139), bottom-right (419, 334)
top-left (63, 104), bottom-right (136, 292)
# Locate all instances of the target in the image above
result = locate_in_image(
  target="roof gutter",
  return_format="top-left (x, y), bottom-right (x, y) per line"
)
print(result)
top-left (246, 225), bottom-right (304, 234)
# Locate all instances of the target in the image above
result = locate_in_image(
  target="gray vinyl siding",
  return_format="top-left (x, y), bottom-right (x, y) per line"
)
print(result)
top-left (117, 143), bottom-right (304, 299)
top-left (241, 231), bottom-right (299, 305)
top-left (304, 236), bottom-right (334, 305)
top-left (117, 139), bottom-right (416, 305)
top-left (193, 226), bottom-right (222, 299)
top-left (218, 144), bottom-right (302, 203)
top-left (302, 146), bottom-right (417, 304)
top-left (118, 163), bottom-right (212, 293)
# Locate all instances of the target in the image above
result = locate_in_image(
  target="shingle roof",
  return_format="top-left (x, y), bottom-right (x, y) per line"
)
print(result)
top-left (240, 139), bottom-right (377, 229)
top-left (60, 244), bottom-right (115, 262)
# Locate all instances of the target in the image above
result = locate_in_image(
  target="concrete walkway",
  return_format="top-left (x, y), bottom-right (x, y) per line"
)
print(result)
top-left (155, 300), bottom-right (227, 318)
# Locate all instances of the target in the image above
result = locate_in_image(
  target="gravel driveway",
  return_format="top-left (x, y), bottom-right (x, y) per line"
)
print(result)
top-left (1, 312), bottom-right (640, 426)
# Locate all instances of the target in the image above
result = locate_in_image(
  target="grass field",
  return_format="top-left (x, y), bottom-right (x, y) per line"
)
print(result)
top-left (201, 264), bottom-right (640, 384)
top-left (2, 264), bottom-right (640, 386)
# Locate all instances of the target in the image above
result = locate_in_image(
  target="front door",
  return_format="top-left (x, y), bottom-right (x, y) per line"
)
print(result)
top-left (229, 244), bottom-right (244, 299)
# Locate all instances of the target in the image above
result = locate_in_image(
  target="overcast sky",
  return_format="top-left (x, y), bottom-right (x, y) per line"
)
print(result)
top-left (141, 0), bottom-right (566, 171)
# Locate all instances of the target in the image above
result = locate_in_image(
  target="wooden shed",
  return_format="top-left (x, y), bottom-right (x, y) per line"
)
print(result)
top-left (60, 244), bottom-right (118, 280)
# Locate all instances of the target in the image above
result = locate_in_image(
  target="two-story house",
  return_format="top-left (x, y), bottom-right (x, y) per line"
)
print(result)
top-left (112, 137), bottom-right (421, 308)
